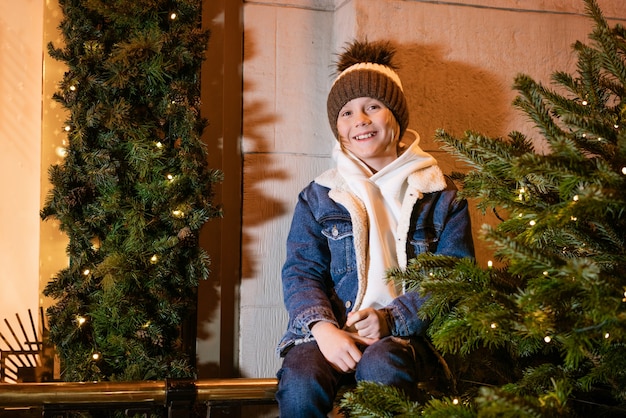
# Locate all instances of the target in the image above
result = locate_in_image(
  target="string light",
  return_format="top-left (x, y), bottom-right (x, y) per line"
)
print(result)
top-left (92, 353), bottom-right (100, 361)
top-left (150, 254), bottom-right (158, 264)
top-left (170, 12), bottom-right (177, 20)
top-left (543, 271), bottom-right (549, 276)
top-left (64, 125), bottom-right (72, 132)
top-left (56, 146), bottom-right (68, 158)
top-left (544, 335), bottom-right (552, 343)
top-left (156, 141), bottom-right (164, 149)
top-left (487, 260), bottom-right (493, 268)
top-left (573, 195), bottom-right (579, 202)
top-left (166, 174), bottom-right (174, 181)
top-left (529, 220), bottom-right (536, 226)
top-left (452, 398), bottom-right (459, 405)
top-left (621, 167), bottom-right (626, 175)
top-left (69, 85), bottom-right (76, 91)
top-left (604, 333), bottom-right (610, 339)
top-left (172, 210), bottom-right (185, 218)
top-left (83, 269), bottom-right (90, 276)
top-left (571, 216), bottom-right (577, 221)
top-left (76, 316), bottom-right (86, 326)
top-left (490, 323), bottom-right (497, 329)
top-left (582, 100), bottom-right (588, 106)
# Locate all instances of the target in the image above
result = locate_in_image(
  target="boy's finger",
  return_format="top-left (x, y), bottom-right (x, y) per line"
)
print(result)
top-left (345, 310), bottom-right (364, 327)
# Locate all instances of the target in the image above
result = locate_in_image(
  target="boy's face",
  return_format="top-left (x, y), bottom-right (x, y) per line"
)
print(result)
top-left (336, 97), bottom-right (399, 172)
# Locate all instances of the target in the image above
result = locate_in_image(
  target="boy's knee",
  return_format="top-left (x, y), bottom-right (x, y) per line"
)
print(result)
top-left (357, 337), bottom-right (417, 381)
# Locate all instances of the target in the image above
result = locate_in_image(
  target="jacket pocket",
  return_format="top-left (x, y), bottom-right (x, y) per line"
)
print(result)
top-left (321, 220), bottom-right (355, 276)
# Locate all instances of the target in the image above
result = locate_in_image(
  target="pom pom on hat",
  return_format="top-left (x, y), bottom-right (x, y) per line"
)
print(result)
top-left (327, 40), bottom-right (409, 140)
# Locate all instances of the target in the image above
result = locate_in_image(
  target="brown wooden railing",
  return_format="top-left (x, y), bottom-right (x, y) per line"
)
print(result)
top-left (0, 377), bottom-right (278, 417)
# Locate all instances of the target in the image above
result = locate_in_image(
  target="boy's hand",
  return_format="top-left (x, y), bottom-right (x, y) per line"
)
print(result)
top-left (344, 308), bottom-right (390, 340)
top-left (310, 321), bottom-right (375, 373)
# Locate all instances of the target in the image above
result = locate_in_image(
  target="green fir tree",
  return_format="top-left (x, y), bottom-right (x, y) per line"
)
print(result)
top-left (41, 0), bottom-right (220, 382)
top-left (341, 0), bottom-right (626, 416)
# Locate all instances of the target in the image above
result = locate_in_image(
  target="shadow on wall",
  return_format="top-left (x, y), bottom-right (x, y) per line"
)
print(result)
top-left (398, 42), bottom-right (509, 148)
top-left (195, 13), bottom-right (287, 379)
top-left (195, 0), bottom-right (230, 378)
top-left (239, 31), bottom-right (288, 281)
top-left (399, 42), bottom-right (509, 267)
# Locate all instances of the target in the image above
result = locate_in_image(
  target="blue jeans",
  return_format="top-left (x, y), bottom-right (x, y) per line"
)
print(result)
top-left (276, 336), bottom-right (424, 417)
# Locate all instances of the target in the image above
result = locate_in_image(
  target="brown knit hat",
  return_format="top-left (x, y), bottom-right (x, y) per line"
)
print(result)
top-left (327, 40), bottom-right (409, 140)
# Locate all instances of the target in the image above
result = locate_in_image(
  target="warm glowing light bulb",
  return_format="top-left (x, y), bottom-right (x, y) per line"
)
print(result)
top-left (83, 269), bottom-right (90, 276)
top-left (167, 174), bottom-right (174, 181)
top-left (544, 336), bottom-right (551, 343)
top-left (92, 353), bottom-right (100, 360)
top-left (64, 125), bottom-right (71, 132)
top-left (571, 216), bottom-right (577, 221)
top-left (573, 195), bottom-right (579, 202)
top-left (622, 167), bottom-right (626, 175)
top-left (170, 12), bottom-right (177, 19)
top-left (156, 141), bottom-right (163, 149)
top-left (69, 85), bottom-right (76, 91)
top-left (529, 220), bottom-right (536, 226)
top-left (452, 398), bottom-right (459, 405)
top-left (150, 254), bottom-right (158, 264)
top-left (487, 260), bottom-right (493, 268)
top-left (582, 100), bottom-right (588, 105)
top-left (604, 333), bottom-right (610, 339)
top-left (77, 316), bottom-right (86, 326)
top-left (172, 210), bottom-right (185, 218)
top-left (490, 323), bottom-right (497, 329)
top-left (56, 147), bottom-right (68, 158)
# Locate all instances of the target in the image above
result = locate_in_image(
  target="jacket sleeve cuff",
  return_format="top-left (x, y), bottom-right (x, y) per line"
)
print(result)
top-left (292, 307), bottom-right (338, 335)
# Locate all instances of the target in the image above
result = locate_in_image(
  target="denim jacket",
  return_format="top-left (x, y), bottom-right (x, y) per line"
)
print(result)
top-left (277, 165), bottom-right (474, 356)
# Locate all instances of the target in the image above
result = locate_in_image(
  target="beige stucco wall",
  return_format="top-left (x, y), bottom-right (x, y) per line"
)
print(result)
top-left (0, 0), bottom-right (44, 355)
top-left (239, 0), bottom-right (626, 383)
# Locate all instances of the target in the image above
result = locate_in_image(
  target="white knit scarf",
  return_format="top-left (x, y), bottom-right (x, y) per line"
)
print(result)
top-left (335, 129), bottom-right (437, 309)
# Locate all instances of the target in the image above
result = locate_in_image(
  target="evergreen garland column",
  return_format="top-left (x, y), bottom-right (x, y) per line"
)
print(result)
top-left (41, 0), bottom-right (221, 381)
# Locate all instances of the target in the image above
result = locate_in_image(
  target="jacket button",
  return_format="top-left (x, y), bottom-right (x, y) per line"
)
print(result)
top-left (345, 301), bottom-right (351, 309)
top-left (332, 226), bottom-right (339, 237)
